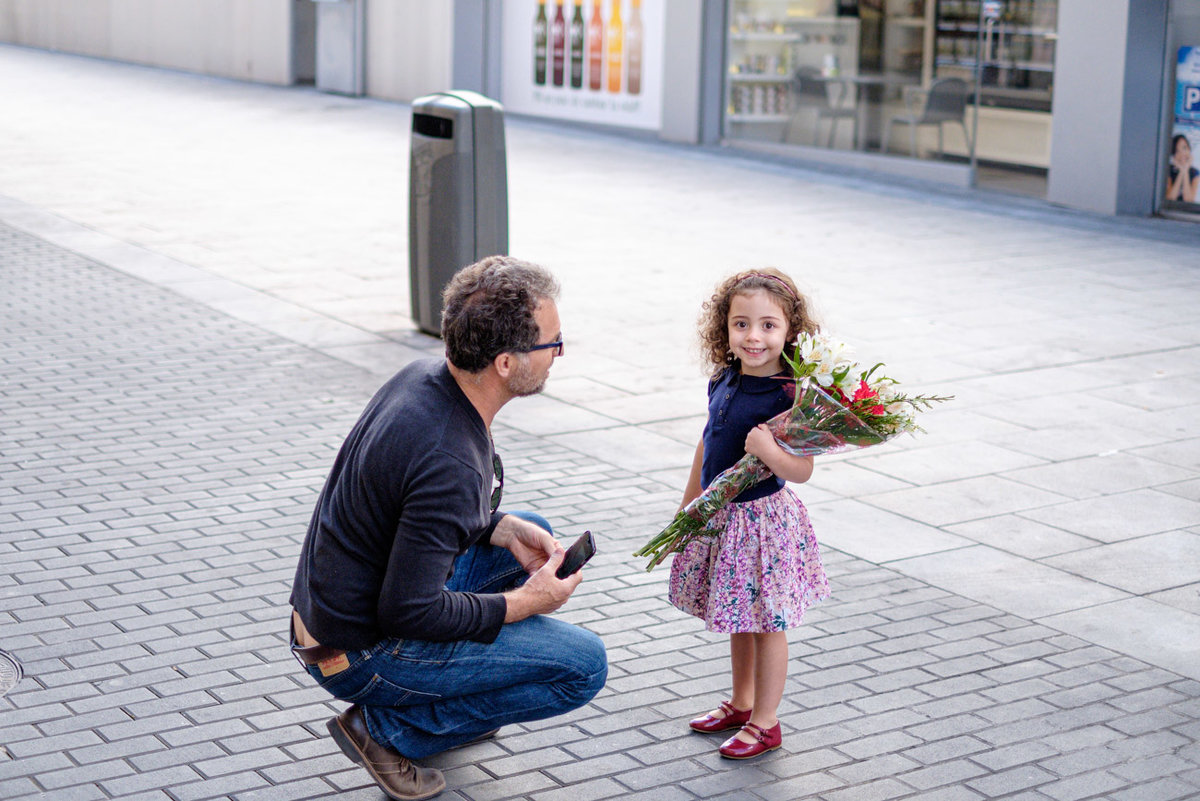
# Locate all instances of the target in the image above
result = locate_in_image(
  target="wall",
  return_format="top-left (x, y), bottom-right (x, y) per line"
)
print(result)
top-left (1047, 0), bottom-right (1170, 215)
top-left (364, 0), bottom-right (453, 102)
top-left (0, 0), bottom-right (293, 84)
top-left (1114, 0), bottom-right (1170, 215)
top-left (661, 0), bottom-right (705, 143)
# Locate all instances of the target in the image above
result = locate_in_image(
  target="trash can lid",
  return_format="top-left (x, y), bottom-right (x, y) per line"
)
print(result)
top-left (412, 90), bottom-right (503, 113)
top-left (0, 650), bottom-right (22, 698)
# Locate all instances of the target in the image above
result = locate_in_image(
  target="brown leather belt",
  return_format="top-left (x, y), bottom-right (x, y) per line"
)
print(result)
top-left (293, 641), bottom-right (347, 667)
top-left (290, 611), bottom-right (350, 675)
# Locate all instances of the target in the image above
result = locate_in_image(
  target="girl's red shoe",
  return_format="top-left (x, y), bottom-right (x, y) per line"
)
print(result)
top-left (688, 701), bottom-right (752, 733)
top-left (718, 721), bottom-right (782, 759)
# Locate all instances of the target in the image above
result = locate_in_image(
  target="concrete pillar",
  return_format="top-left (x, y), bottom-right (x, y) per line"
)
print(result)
top-left (660, 0), bottom-right (704, 144)
top-left (1047, 0), bottom-right (1170, 215)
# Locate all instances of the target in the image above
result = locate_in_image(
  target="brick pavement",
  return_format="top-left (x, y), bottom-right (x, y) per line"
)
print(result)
top-left (4, 222), bottom-right (1200, 800)
top-left (3, 41), bottom-right (1200, 801)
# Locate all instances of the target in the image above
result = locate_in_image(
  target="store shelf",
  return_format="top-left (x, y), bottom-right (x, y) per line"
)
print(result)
top-left (935, 56), bottom-right (1054, 72)
top-left (938, 22), bottom-right (1057, 36)
top-left (932, 0), bottom-right (1056, 113)
top-left (729, 72), bottom-right (793, 81)
top-left (730, 32), bottom-right (803, 42)
top-left (727, 113), bottom-right (792, 123)
top-left (725, 6), bottom-right (859, 128)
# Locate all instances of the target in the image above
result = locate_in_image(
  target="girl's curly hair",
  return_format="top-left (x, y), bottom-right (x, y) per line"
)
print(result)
top-left (698, 268), bottom-right (818, 374)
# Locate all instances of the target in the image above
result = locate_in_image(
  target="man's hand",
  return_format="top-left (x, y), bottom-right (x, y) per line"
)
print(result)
top-left (503, 548), bottom-right (582, 623)
top-left (492, 514), bottom-right (583, 622)
top-left (491, 514), bottom-right (558, 574)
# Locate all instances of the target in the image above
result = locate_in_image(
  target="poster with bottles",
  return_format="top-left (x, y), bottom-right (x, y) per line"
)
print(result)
top-left (501, 0), bottom-right (665, 130)
top-left (1167, 47), bottom-right (1200, 206)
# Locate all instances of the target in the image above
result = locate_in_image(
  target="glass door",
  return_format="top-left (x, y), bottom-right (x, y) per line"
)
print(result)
top-left (933, 0), bottom-right (1057, 196)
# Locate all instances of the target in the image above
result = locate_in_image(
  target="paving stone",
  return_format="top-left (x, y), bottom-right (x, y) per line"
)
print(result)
top-left (971, 740), bottom-right (1060, 771)
top-left (836, 730), bottom-right (924, 760)
top-left (679, 764), bottom-right (776, 798)
top-left (897, 787), bottom-right (986, 801)
top-left (1109, 709), bottom-right (1191, 736)
top-left (1109, 777), bottom-right (1199, 801)
top-left (614, 756), bottom-right (710, 791)
top-left (99, 766), bottom-right (205, 798)
top-left (821, 777), bottom-right (913, 801)
top-left (1038, 770), bottom-right (1128, 801)
top-left (966, 764), bottom-right (1057, 797)
top-left (829, 752), bottom-right (921, 783)
top-left (170, 771), bottom-right (271, 801)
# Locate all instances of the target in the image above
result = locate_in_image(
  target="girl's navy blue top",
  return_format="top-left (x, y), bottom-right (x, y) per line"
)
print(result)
top-left (701, 367), bottom-right (795, 503)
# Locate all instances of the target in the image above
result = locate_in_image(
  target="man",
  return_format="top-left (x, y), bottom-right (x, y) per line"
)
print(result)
top-left (290, 256), bottom-right (607, 800)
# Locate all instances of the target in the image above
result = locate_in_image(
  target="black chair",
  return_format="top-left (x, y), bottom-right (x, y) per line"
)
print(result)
top-left (786, 67), bottom-right (857, 148)
top-left (882, 77), bottom-right (972, 157)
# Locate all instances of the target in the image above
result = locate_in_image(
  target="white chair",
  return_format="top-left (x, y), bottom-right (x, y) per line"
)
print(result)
top-left (882, 77), bottom-right (972, 158)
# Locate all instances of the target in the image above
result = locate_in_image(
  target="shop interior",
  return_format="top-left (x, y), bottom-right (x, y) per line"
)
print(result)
top-left (723, 0), bottom-right (1057, 198)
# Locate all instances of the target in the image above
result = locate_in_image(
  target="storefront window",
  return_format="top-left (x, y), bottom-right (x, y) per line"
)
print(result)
top-left (722, 0), bottom-right (1057, 194)
top-left (934, 0), bottom-right (1056, 113)
top-left (1164, 2), bottom-right (1200, 215)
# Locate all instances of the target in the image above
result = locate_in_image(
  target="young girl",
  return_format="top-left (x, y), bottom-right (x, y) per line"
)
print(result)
top-left (669, 268), bottom-right (830, 760)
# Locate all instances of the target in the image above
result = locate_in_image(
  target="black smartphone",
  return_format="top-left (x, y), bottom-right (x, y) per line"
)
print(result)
top-left (556, 530), bottom-right (596, 579)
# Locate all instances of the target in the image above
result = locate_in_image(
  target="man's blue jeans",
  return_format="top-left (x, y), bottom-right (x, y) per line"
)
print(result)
top-left (298, 512), bottom-right (608, 759)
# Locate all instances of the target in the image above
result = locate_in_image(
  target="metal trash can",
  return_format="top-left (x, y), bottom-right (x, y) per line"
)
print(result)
top-left (409, 90), bottom-right (509, 336)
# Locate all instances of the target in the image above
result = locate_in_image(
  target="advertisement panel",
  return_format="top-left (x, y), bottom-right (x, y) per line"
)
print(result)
top-left (500, 0), bottom-right (665, 131)
top-left (1167, 46), bottom-right (1200, 206)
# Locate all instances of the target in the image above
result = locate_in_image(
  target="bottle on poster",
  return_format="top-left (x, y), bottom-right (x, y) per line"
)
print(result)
top-left (570, 0), bottom-right (586, 88)
top-left (533, 0), bottom-right (548, 85)
top-left (626, 0), bottom-right (643, 95)
top-left (607, 0), bottom-right (624, 93)
top-left (551, 0), bottom-right (566, 86)
top-left (587, 0), bottom-right (604, 90)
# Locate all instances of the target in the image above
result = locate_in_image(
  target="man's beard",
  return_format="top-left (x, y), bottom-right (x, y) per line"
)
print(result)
top-left (506, 356), bottom-right (547, 397)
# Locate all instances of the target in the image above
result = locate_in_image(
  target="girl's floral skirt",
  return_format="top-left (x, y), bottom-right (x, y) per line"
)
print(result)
top-left (668, 488), bottom-right (829, 633)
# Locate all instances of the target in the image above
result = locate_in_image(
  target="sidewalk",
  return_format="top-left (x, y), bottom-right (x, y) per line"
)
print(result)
top-left (2, 43), bottom-right (1200, 801)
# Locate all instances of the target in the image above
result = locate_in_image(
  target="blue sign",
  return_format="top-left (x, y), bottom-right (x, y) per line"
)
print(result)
top-left (1168, 47), bottom-right (1200, 205)
top-left (1184, 85), bottom-right (1200, 114)
top-left (1177, 47), bottom-right (1200, 123)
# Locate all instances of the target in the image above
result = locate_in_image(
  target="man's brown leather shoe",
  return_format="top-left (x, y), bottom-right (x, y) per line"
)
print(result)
top-left (327, 705), bottom-right (446, 800)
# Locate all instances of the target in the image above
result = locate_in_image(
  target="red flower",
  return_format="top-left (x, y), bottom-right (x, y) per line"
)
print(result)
top-left (852, 379), bottom-right (878, 403)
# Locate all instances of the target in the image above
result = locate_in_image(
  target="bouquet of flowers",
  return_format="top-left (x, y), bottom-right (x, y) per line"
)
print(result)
top-left (635, 332), bottom-right (952, 570)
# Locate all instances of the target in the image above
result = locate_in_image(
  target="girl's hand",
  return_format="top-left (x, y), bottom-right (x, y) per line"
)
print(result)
top-left (744, 424), bottom-right (778, 461)
top-left (747, 424), bottom-right (815, 484)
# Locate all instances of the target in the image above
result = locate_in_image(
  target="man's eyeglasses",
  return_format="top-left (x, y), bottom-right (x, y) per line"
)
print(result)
top-left (490, 451), bottom-right (503, 514)
top-left (519, 336), bottom-right (564, 358)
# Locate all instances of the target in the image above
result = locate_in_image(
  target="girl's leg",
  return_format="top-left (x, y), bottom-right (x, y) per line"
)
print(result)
top-left (729, 632), bottom-right (757, 712)
top-left (697, 632), bottom-right (756, 720)
top-left (731, 631), bottom-right (788, 744)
